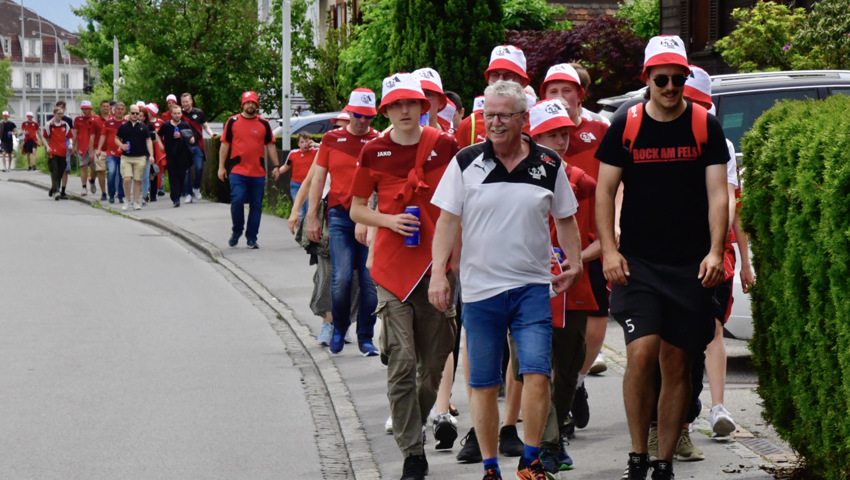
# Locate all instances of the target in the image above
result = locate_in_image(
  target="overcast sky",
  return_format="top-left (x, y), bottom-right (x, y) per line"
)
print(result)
top-left (18, 0), bottom-right (87, 33)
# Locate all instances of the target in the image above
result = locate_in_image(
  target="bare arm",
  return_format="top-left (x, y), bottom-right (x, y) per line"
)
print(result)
top-left (428, 210), bottom-right (462, 312)
top-left (202, 122), bottom-right (215, 137)
top-left (552, 215), bottom-right (583, 294)
top-left (306, 164), bottom-right (329, 242)
top-left (731, 208), bottom-right (754, 293)
top-left (349, 196), bottom-right (420, 236)
top-left (726, 183), bottom-right (736, 232)
top-left (596, 163), bottom-right (629, 285)
top-left (217, 142), bottom-right (231, 181)
top-left (698, 163), bottom-right (729, 288)
top-left (287, 158), bottom-right (317, 234)
top-left (146, 137), bottom-right (154, 159)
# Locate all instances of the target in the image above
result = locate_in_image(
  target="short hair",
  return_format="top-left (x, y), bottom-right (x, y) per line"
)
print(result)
top-left (171, 104), bottom-right (182, 111)
top-left (55, 100), bottom-right (66, 108)
top-left (570, 62), bottom-right (591, 91)
top-left (101, 99), bottom-right (110, 105)
top-left (445, 91), bottom-right (462, 110)
top-left (115, 101), bottom-right (125, 108)
top-left (53, 107), bottom-right (63, 114)
top-left (297, 132), bottom-right (312, 141)
top-left (483, 80), bottom-right (527, 112)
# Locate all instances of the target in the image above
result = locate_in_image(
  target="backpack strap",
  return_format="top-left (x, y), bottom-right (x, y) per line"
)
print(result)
top-left (691, 102), bottom-right (709, 157)
top-left (622, 102), bottom-right (643, 153)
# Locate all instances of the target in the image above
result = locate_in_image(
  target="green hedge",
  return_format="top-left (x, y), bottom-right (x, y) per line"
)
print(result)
top-left (740, 94), bottom-right (850, 479)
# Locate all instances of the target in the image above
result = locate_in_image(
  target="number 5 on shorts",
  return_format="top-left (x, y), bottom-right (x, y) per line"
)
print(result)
top-left (625, 319), bottom-right (635, 333)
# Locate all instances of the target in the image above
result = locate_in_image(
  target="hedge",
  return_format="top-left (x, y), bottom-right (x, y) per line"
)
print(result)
top-left (740, 94), bottom-right (850, 479)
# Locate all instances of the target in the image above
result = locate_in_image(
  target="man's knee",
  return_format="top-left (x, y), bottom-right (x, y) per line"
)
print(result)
top-left (626, 335), bottom-right (661, 371)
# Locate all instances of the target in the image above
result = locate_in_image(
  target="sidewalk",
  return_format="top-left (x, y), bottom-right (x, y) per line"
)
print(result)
top-left (3, 168), bottom-right (792, 479)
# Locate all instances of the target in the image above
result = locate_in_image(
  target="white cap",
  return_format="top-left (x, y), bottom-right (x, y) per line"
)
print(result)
top-left (683, 65), bottom-right (712, 107)
top-left (135, 101), bottom-right (146, 107)
top-left (438, 99), bottom-right (456, 125)
top-left (473, 95), bottom-right (485, 113)
top-left (2, 111), bottom-right (8, 116)
top-left (530, 99), bottom-right (575, 137)
top-left (331, 112), bottom-right (350, 125)
top-left (145, 103), bottom-right (160, 116)
top-left (347, 88), bottom-right (378, 116)
top-left (81, 100), bottom-right (93, 109)
top-left (26, 112), bottom-right (33, 117)
top-left (540, 63), bottom-right (584, 100)
top-left (642, 35), bottom-right (689, 82)
top-left (379, 73), bottom-right (429, 114)
top-left (484, 45), bottom-right (529, 86)
top-left (525, 92), bottom-right (536, 110)
top-left (412, 67), bottom-right (447, 110)
top-left (166, 94), bottom-right (178, 104)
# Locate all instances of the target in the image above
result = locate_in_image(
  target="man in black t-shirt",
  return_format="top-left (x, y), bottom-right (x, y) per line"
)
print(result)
top-left (594, 35), bottom-right (729, 480)
top-left (115, 104), bottom-right (155, 211)
top-left (0, 111), bottom-right (17, 172)
top-left (157, 104), bottom-right (195, 206)
top-left (180, 92), bottom-right (216, 203)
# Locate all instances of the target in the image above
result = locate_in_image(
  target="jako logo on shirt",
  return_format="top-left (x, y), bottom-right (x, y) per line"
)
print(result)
top-left (337, 137), bottom-right (347, 142)
top-left (528, 165), bottom-right (546, 179)
top-left (377, 151), bottom-right (392, 157)
top-left (580, 132), bottom-right (596, 143)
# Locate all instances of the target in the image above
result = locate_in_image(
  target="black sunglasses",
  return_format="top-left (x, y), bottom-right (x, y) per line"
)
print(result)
top-left (652, 74), bottom-right (687, 88)
top-left (351, 112), bottom-right (375, 120)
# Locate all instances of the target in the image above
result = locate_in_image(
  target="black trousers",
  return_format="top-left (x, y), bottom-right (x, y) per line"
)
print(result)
top-left (48, 155), bottom-right (66, 193)
top-left (166, 155), bottom-right (189, 203)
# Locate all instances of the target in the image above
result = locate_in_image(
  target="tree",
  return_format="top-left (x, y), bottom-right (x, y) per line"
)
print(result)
top-left (296, 26), bottom-right (350, 113)
top-left (501, 0), bottom-right (570, 31)
top-left (0, 59), bottom-right (13, 112)
top-left (616, 0), bottom-right (659, 41)
top-left (337, 0), bottom-right (394, 100)
top-left (714, 1), bottom-right (805, 72)
top-left (791, 0), bottom-right (850, 70)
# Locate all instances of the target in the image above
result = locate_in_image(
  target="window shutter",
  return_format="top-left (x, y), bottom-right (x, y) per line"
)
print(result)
top-left (680, 0), bottom-right (690, 48)
top-left (709, 0), bottom-right (720, 44)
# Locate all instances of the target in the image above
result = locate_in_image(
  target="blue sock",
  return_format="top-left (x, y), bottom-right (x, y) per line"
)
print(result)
top-left (524, 445), bottom-right (541, 464)
top-left (483, 457), bottom-right (500, 474)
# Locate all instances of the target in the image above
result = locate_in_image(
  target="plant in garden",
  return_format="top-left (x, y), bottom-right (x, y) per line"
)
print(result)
top-left (616, 0), bottom-right (659, 41)
top-left (502, 0), bottom-right (571, 31)
top-left (714, 1), bottom-right (805, 72)
top-left (0, 59), bottom-right (13, 112)
top-left (337, 0), bottom-right (394, 100)
top-left (295, 26), bottom-right (350, 113)
top-left (790, 0), bottom-right (850, 70)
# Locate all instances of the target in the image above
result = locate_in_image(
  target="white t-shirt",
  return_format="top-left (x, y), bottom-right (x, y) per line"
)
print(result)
top-left (432, 138), bottom-right (578, 302)
top-left (725, 139), bottom-right (738, 187)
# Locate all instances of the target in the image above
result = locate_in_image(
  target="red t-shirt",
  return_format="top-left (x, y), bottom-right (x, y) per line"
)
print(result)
top-left (221, 114), bottom-right (274, 178)
top-left (565, 118), bottom-right (608, 180)
top-left (21, 120), bottom-right (40, 145)
top-left (285, 147), bottom-right (318, 183)
top-left (101, 118), bottom-right (127, 157)
top-left (455, 112), bottom-right (486, 149)
top-left (350, 128), bottom-right (459, 300)
top-left (43, 120), bottom-right (73, 157)
top-left (148, 119), bottom-right (166, 162)
top-left (73, 115), bottom-right (95, 154)
top-left (90, 115), bottom-right (108, 152)
top-left (316, 127), bottom-right (380, 210)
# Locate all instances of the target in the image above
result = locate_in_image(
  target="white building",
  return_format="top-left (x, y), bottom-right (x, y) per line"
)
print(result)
top-left (0, 0), bottom-right (90, 124)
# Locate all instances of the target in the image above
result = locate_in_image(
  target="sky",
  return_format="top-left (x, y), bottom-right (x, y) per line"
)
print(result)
top-left (19, 0), bottom-right (87, 33)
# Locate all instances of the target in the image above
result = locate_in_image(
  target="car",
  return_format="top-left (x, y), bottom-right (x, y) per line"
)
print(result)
top-left (272, 112), bottom-right (342, 137)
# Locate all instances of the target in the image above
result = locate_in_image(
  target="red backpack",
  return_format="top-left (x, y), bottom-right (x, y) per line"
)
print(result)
top-left (621, 102), bottom-right (709, 155)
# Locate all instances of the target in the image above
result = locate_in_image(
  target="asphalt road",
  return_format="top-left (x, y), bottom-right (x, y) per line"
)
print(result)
top-left (0, 181), bottom-right (322, 479)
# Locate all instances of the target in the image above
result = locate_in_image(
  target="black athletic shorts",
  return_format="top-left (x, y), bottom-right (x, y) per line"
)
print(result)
top-left (0, 140), bottom-right (11, 153)
top-left (712, 277), bottom-right (734, 324)
top-left (23, 140), bottom-right (37, 154)
top-left (610, 255), bottom-right (714, 352)
top-left (588, 258), bottom-right (609, 317)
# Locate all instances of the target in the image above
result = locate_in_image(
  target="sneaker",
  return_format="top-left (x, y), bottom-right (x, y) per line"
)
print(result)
top-left (108, 196), bottom-right (115, 204)
top-left (433, 413), bottom-right (458, 450)
top-left (54, 193), bottom-right (61, 201)
top-left (516, 457), bottom-right (547, 480)
top-left (589, 353), bottom-right (607, 374)
top-left (498, 425), bottom-right (524, 457)
top-left (572, 384), bottom-right (590, 429)
top-left (173, 201), bottom-right (180, 207)
top-left (133, 202), bottom-right (142, 210)
top-left (621, 452), bottom-right (651, 480)
top-left (456, 428), bottom-right (482, 463)
top-left (247, 240), bottom-right (259, 249)
top-left (101, 193), bottom-right (107, 201)
top-left (400, 454), bottom-right (428, 480)
top-left (317, 322), bottom-right (334, 346)
top-left (555, 438), bottom-right (574, 470)
top-left (449, 404), bottom-right (459, 417)
top-left (141, 196), bottom-right (147, 205)
top-left (329, 328), bottom-right (345, 354)
top-left (122, 202), bottom-right (130, 210)
top-left (538, 449), bottom-right (560, 475)
top-left (89, 179), bottom-right (96, 194)
top-left (560, 416), bottom-right (576, 441)
top-left (482, 468), bottom-right (502, 480)
top-left (648, 423), bottom-right (658, 461)
top-left (359, 342), bottom-right (379, 357)
top-left (675, 427), bottom-right (704, 461)
top-left (650, 460), bottom-right (674, 480)
top-left (118, 197), bottom-right (124, 204)
top-left (184, 194), bottom-right (193, 204)
top-left (228, 233), bottom-right (240, 247)
top-left (157, 189), bottom-right (165, 197)
top-left (81, 186), bottom-right (87, 196)
top-left (710, 404), bottom-right (736, 438)
top-left (193, 188), bottom-right (201, 200)
top-left (344, 330), bottom-right (353, 344)
top-left (385, 415), bottom-right (393, 434)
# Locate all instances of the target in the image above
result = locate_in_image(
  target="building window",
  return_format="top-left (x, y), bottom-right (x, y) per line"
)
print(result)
top-left (61, 73), bottom-right (69, 89)
top-left (1, 36), bottom-right (9, 55)
top-left (25, 73), bottom-right (41, 88)
top-left (24, 39), bottom-right (41, 57)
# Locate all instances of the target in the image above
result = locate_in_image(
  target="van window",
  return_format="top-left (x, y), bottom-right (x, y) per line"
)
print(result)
top-left (294, 120), bottom-right (329, 134)
top-left (828, 88), bottom-right (850, 98)
top-left (717, 89), bottom-right (817, 151)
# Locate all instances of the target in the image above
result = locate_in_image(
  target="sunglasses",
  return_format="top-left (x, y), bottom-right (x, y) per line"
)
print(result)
top-left (351, 112), bottom-right (374, 120)
top-left (652, 74), bottom-right (687, 88)
top-left (129, 111), bottom-right (141, 115)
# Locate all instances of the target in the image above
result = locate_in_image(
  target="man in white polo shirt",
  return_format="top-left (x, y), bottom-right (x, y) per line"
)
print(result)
top-left (429, 80), bottom-right (583, 480)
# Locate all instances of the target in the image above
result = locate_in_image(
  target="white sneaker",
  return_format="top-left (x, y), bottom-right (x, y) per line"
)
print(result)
top-left (384, 415), bottom-right (393, 434)
top-left (122, 202), bottom-right (130, 211)
top-left (193, 188), bottom-right (201, 200)
top-left (133, 202), bottom-right (142, 211)
top-left (589, 353), bottom-right (608, 375)
top-left (184, 194), bottom-right (193, 204)
top-left (710, 404), bottom-right (736, 438)
top-left (81, 186), bottom-right (87, 196)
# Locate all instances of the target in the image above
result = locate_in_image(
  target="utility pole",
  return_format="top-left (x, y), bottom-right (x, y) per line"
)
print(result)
top-left (20, 1), bottom-right (26, 116)
top-left (113, 36), bottom-right (119, 101)
top-left (281, 0), bottom-right (291, 141)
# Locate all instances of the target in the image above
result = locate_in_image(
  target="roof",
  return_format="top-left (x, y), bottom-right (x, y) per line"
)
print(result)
top-left (0, 0), bottom-right (86, 66)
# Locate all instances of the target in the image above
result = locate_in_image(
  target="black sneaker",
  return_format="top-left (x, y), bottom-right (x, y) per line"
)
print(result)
top-left (651, 460), bottom-right (674, 480)
top-left (48, 187), bottom-right (55, 197)
top-left (400, 454), bottom-right (428, 480)
top-left (560, 415), bottom-right (576, 440)
top-left (59, 193), bottom-right (69, 200)
top-left (247, 240), bottom-right (259, 249)
top-left (433, 413), bottom-right (457, 450)
top-left (482, 468), bottom-right (502, 480)
top-left (456, 428), bottom-right (482, 463)
top-left (449, 404), bottom-right (459, 417)
top-left (621, 452), bottom-right (651, 480)
top-left (228, 234), bottom-right (240, 247)
top-left (498, 425), bottom-right (524, 457)
top-left (572, 384), bottom-right (590, 429)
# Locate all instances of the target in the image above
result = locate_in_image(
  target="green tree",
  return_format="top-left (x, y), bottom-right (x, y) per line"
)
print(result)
top-left (616, 0), bottom-right (659, 41)
top-left (501, 0), bottom-right (570, 31)
top-left (791, 0), bottom-right (850, 70)
top-left (714, 1), bottom-right (805, 72)
top-left (337, 0), bottom-right (395, 98)
top-left (0, 59), bottom-right (13, 112)
top-left (296, 25), bottom-right (350, 113)
top-left (387, 0), bottom-right (504, 113)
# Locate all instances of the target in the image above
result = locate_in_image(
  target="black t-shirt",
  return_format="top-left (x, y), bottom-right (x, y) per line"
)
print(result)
top-left (157, 121), bottom-right (193, 159)
top-left (115, 121), bottom-right (151, 157)
top-left (1, 121), bottom-right (16, 143)
top-left (595, 102), bottom-right (729, 264)
top-left (183, 107), bottom-right (206, 142)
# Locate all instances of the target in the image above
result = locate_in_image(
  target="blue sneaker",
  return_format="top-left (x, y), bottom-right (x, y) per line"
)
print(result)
top-left (108, 196), bottom-right (115, 204)
top-left (246, 240), bottom-right (259, 249)
top-left (228, 233), bottom-right (239, 247)
top-left (556, 439), bottom-right (574, 470)
top-left (359, 342), bottom-right (379, 357)
top-left (317, 322), bottom-right (333, 346)
top-left (538, 449), bottom-right (560, 477)
top-left (329, 328), bottom-right (345, 354)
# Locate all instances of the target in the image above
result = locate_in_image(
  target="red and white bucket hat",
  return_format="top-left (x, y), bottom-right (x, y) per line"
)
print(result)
top-left (642, 35), bottom-right (690, 83)
top-left (347, 88), bottom-right (378, 116)
top-left (472, 95), bottom-right (485, 113)
top-left (484, 45), bottom-right (529, 86)
top-left (331, 110), bottom-right (350, 126)
top-left (438, 99), bottom-right (456, 126)
top-left (412, 68), bottom-right (447, 110)
top-left (530, 99), bottom-right (575, 137)
top-left (378, 73), bottom-right (429, 114)
top-left (540, 63), bottom-right (584, 100)
top-left (683, 65), bottom-right (712, 107)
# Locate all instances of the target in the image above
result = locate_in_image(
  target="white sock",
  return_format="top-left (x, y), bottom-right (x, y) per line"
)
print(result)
top-left (577, 374), bottom-right (586, 388)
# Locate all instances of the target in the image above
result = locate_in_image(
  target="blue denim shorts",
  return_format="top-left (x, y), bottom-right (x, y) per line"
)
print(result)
top-left (462, 284), bottom-right (553, 388)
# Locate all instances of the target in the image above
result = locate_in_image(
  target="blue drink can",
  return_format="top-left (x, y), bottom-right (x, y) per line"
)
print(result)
top-left (405, 206), bottom-right (420, 247)
top-left (125, 141), bottom-right (131, 152)
top-left (553, 247), bottom-right (565, 263)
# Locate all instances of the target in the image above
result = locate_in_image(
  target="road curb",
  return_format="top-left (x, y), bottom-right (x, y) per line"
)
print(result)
top-left (7, 175), bottom-right (381, 480)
